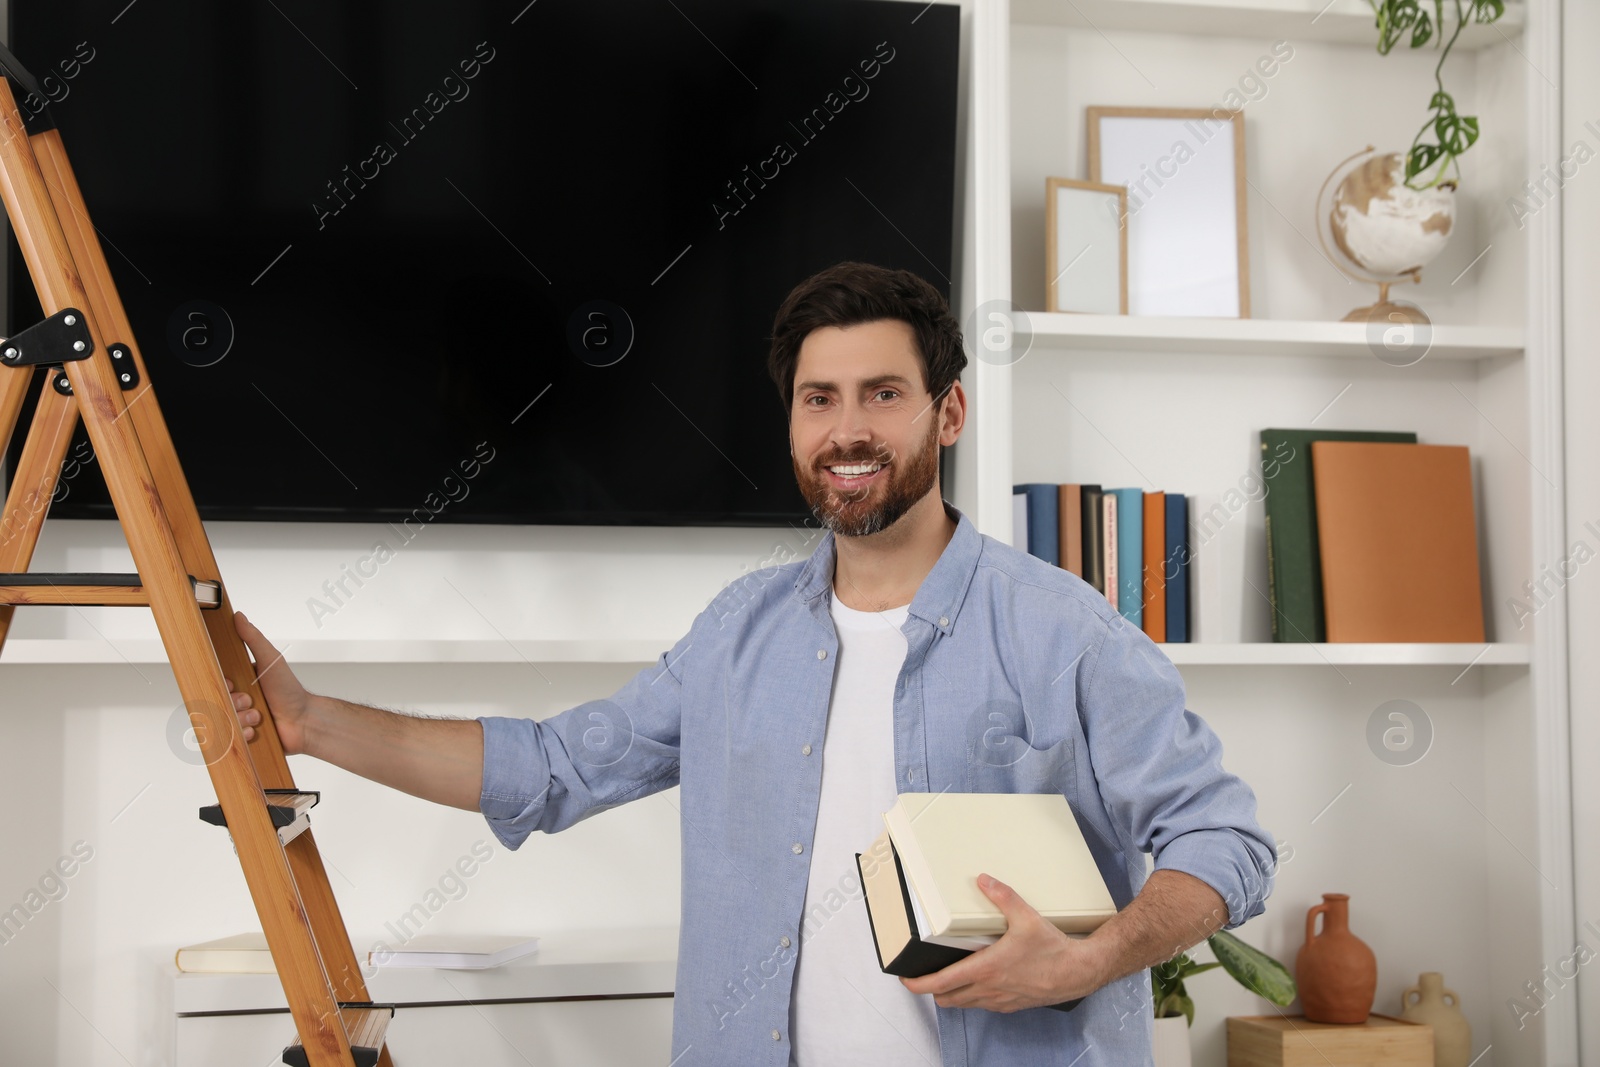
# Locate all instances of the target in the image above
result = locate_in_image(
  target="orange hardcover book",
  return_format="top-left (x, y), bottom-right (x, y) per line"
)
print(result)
top-left (1142, 491), bottom-right (1166, 641)
top-left (1059, 484), bottom-right (1083, 577)
top-left (1310, 441), bottom-right (1485, 642)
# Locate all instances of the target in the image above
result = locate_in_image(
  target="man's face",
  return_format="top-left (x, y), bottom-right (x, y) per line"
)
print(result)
top-left (788, 319), bottom-right (945, 538)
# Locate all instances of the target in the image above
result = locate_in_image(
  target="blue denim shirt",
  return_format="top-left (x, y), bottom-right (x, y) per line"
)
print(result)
top-left (478, 503), bottom-right (1276, 1066)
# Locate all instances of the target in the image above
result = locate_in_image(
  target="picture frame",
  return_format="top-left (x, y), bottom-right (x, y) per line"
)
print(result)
top-left (1045, 178), bottom-right (1128, 315)
top-left (1086, 106), bottom-right (1251, 318)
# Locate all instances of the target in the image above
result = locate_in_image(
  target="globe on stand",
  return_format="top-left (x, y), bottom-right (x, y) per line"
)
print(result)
top-left (1315, 146), bottom-right (1456, 326)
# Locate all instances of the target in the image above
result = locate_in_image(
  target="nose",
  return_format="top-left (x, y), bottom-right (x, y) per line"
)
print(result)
top-left (829, 396), bottom-right (875, 452)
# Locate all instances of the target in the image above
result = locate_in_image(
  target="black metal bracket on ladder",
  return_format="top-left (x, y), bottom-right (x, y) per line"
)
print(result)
top-left (0, 308), bottom-right (94, 368)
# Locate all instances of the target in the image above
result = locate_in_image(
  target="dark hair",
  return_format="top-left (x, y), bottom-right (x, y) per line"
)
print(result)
top-left (766, 262), bottom-right (966, 413)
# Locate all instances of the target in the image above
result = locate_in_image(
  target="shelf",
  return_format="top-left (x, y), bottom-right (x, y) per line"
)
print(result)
top-left (3, 638), bottom-right (1530, 668)
top-left (1161, 642), bottom-right (1529, 666)
top-left (1, 638), bottom-right (673, 666)
top-left (1023, 312), bottom-right (1524, 361)
top-left (1011, 0), bottom-right (1524, 50)
top-left (172, 926), bottom-right (678, 1015)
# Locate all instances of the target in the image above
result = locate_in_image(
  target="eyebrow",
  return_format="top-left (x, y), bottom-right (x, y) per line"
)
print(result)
top-left (794, 373), bottom-right (916, 394)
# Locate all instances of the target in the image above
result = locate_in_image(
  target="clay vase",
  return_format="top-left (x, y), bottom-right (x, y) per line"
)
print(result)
top-left (1400, 972), bottom-right (1471, 1067)
top-left (1294, 893), bottom-right (1377, 1023)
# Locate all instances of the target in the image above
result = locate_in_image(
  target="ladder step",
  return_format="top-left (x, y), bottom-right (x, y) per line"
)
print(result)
top-left (0, 571), bottom-right (220, 608)
top-left (281, 1004), bottom-right (394, 1067)
top-left (200, 790), bottom-right (321, 847)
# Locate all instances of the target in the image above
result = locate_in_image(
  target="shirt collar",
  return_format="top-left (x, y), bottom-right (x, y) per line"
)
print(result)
top-left (793, 500), bottom-right (980, 636)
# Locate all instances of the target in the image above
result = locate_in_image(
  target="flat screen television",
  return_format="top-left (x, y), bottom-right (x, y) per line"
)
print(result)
top-left (4, 0), bottom-right (960, 526)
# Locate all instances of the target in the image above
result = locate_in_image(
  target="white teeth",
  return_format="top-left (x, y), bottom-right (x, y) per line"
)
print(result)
top-left (828, 463), bottom-right (882, 476)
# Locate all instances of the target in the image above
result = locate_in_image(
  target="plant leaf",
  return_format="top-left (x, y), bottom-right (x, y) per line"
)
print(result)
top-left (1209, 930), bottom-right (1298, 1006)
top-left (1434, 112), bottom-right (1478, 153)
top-left (1374, 0), bottom-right (1425, 54)
top-left (1409, 11), bottom-right (1434, 48)
top-left (1408, 142), bottom-right (1445, 180)
top-left (1156, 990), bottom-right (1187, 1018)
top-left (1177, 993), bottom-right (1196, 1027)
top-left (1472, 0), bottom-right (1504, 23)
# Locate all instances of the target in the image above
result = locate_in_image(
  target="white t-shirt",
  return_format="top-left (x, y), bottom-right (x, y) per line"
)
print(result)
top-left (788, 591), bottom-right (941, 1066)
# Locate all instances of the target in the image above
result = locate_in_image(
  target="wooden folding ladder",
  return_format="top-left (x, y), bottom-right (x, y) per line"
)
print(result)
top-left (0, 45), bottom-right (393, 1067)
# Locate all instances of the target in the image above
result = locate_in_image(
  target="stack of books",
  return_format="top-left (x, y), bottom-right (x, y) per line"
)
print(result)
top-left (1259, 429), bottom-right (1485, 643)
top-left (856, 792), bottom-right (1116, 1012)
top-left (1011, 483), bottom-right (1190, 642)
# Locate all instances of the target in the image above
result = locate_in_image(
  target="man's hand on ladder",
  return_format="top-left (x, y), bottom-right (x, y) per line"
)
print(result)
top-left (230, 611), bottom-right (311, 755)
top-left (225, 611), bottom-right (485, 808)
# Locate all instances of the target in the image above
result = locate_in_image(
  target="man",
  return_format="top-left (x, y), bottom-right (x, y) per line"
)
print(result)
top-left (230, 262), bottom-right (1276, 1065)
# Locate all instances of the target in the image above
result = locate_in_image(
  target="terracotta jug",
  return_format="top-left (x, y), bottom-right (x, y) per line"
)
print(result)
top-left (1294, 893), bottom-right (1377, 1023)
top-left (1400, 972), bottom-right (1471, 1067)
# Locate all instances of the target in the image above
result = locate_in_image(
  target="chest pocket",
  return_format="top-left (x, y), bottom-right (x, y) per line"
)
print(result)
top-left (964, 697), bottom-right (1076, 794)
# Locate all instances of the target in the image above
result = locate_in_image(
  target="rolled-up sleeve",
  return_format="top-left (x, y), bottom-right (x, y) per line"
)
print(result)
top-left (1077, 613), bottom-right (1277, 927)
top-left (477, 622), bottom-right (696, 849)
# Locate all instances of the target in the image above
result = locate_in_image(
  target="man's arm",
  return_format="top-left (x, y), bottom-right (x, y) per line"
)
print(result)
top-left (229, 612), bottom-right (484, 811)
top-left (900, 868), bottom-right (1225, 1012)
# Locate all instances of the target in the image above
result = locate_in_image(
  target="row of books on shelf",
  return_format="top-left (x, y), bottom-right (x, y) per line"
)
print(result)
top-left (1012, 482), bottom-right (1191, 642)
top-left (1014, 428), bottom-right (1488, 646)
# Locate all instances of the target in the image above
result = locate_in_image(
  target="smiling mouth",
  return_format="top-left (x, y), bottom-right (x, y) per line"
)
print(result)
top-left (823, 461), bottom-right (886, 489)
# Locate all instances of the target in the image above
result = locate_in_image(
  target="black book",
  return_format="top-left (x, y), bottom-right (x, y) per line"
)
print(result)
top-left (1080, 485), bottom-right (1105, 594)
top-left (855, 833), bottom-right (1083, 1013)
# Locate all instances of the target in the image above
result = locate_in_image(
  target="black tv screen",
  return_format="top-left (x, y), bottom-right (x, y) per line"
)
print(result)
top-left (5, 0), bottom-right (959, 526)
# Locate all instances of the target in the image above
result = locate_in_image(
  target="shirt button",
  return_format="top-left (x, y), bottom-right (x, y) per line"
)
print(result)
top-left (817, 649), bottom-right (827, 660)
top-left (802, 744), bottom-right (813, 756)
top-left (939, 615), bottom-right (949, 627)
top-left (780, 936), bottom-right (792, 948)
top-left (791, 842), bottom-right (804, 855)
top-left (907, 768), bottom-right (917, 783)
top-left (772, 1029), bottom-right (782, 1041)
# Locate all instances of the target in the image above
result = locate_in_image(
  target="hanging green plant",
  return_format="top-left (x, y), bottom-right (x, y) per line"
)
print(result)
top-left (1151, 930), bottom-right (1297, 1026)
top-left (1367, 0), bottom-right (1506, 189)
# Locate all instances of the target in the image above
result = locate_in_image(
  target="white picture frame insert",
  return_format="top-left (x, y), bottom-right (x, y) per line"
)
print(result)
top-left (1087, 106), bottom-right (1251, 318)
top-left (1045, 177), bottom-right (1128, 315)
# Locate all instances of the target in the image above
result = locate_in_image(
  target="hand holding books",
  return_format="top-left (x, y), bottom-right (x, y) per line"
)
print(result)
top-left (898, 870), bottom-right (1114, 1013)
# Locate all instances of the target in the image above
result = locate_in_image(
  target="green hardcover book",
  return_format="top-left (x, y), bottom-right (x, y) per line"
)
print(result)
top-left (1260, 428), bottom-right (1417, 642)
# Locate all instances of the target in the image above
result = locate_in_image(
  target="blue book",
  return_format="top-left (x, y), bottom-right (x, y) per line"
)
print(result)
top-left (1108, 488), bottom-right (1143, 627)
top-left (1012, 484), bottom-right (1059, 566)
top-left (1165, 494), bottom-right (1189, 643)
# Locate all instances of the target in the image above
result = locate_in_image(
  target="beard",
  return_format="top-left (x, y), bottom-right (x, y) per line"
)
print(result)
top-left (792, 416), bottom-right (941, 538)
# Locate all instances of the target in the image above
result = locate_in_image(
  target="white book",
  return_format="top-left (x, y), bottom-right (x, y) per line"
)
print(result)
top-left (175, 932), bottom-right (274, 974)
top-left (1103, 494), bottom-right (1118, 610)
top-left (883, 793), bottom-right (1116, 940)
top-left (370, 934), bottom-right (540, 969)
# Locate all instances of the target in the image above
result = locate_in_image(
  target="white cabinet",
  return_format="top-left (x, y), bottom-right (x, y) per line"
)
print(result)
top-left (172, 928), bottom-right (677, 1067)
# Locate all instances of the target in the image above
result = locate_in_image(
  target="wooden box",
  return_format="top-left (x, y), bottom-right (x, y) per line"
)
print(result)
top-left (1227, 1014), bottom-right (1432, 1067)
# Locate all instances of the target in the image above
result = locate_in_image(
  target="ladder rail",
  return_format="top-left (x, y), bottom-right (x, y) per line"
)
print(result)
top-left (28, 124), bottom-right (386, 1022)
top-left (0, 77), bottom-right (370, 1067)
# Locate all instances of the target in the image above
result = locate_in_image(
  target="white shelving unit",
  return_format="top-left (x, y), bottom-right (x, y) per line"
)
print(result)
top-left (954, 1), bottom-right (1573, 1065)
